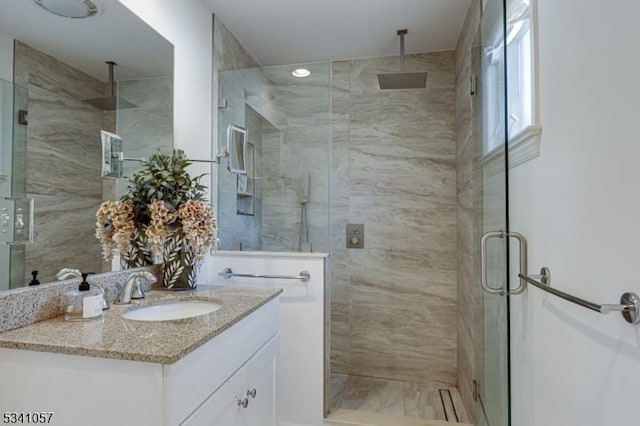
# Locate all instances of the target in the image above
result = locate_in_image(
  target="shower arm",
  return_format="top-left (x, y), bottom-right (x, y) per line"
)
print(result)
top-left (398, 29), bottom-right (407, 72)
top-left (174, 148), bottom-right (229, 164)
top-left (107, 61), bottom-right (116, 97)
top-left (112, 152), bottom-right (146, 163)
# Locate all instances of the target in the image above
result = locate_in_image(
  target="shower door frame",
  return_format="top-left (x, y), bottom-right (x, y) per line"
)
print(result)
top-left (473, 0), bottom-right (512, 425)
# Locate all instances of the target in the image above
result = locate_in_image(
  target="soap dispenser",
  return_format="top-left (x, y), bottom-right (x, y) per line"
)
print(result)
top-left (63, 273), bottom-right (104, 321)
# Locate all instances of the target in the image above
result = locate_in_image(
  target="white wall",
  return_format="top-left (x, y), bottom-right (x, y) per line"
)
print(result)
top-left (0, 31), bottom-right (13, 82)
top-left (117, 0), bottom-right (214, 277)
top-left (117, 0), bottom-right (213, 187)
top-left (209, 252), bottom-right (328, 426)
top-left (509, 1), bottom-right (640, 425)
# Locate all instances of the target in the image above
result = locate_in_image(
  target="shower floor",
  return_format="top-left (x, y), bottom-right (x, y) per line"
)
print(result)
top-left (328, 374), bottom-right (470, 424)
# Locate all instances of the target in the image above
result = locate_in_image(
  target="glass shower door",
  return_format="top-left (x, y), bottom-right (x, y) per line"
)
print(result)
top-left (472, 0), bottom-right (511, 425)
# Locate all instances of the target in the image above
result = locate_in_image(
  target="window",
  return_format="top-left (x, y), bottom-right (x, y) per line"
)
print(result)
top-left (483, 0), bottom-right (541, 165)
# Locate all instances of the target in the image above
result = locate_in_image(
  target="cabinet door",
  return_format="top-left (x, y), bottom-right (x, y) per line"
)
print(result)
top-left (182, 335), bottom-right (278, 426)
top-left (244, 336), bottom-right (278, 426)
top-left (182, 373), bottom-right (246, 426)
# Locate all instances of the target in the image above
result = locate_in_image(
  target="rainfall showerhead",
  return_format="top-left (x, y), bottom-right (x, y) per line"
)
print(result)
top-left (84, 61), bottom-right (137, 111)
top-left (377, 29), bottom-right (427, 90)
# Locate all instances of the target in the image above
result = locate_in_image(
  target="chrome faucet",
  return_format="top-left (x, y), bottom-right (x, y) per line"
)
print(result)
top-left (114, 271), bottom-right (157, 305)
top-left (56, 268), bottom-right (82, 280)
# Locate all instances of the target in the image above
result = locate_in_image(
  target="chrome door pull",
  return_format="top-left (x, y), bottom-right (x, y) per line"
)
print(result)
top-left (481, 231), bottom-right (506, 295)
top-left (481, 230), bottom-right (528, 295)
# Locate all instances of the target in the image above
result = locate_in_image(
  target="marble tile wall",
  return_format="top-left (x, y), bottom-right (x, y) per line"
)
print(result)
top-left (0, 80), bottom-right (12, 198)
top-left (113, 76), bottom-right (173, 198)
top-left (259, 63), bottom-right (331, 253)
top-left (13, 42), bottom-right (106, 284)
top-left (454, 1), bottom-right (482, 422)
top-left (331, 52), bottom-right (458, 385)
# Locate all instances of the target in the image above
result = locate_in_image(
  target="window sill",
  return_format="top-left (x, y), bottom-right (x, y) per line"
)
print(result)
top-left (480, 125), bottom-right (542, 168)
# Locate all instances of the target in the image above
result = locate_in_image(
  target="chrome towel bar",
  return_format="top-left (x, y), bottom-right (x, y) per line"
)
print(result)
top-left (519, 267), bottom-right (640, 324)
top-left (218, 267), bottom-right (311, 282)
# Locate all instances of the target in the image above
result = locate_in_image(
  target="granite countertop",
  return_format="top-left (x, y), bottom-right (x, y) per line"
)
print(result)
top-left (0, 285), bottom-right (281, 364)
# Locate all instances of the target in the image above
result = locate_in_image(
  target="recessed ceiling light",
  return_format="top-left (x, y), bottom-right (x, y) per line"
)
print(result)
top-left (291, 68), bottom-right (311, 78)
top-left (33, 0), bottom-right (100, 19)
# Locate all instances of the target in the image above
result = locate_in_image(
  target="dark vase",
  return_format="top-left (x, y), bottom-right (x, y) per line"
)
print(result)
top-left (162, 234), bottom-right (197, 290)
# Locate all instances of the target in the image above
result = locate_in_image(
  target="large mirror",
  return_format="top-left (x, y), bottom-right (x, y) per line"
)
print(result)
top-left (0, 0), bottom-right (174, 291)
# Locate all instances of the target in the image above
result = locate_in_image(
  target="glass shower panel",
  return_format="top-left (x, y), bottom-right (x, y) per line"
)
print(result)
top-left (473, 0), bottom-right (511, 425)
top-left (1, 79), bottom-right (28, 290)
top-left (217, 62), bottom-right (330, 253)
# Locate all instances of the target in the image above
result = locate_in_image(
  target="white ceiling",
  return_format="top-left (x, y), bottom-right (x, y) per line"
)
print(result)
top-left (0, 0), bottom-right (173, 81)
top-left (203, 0), bottom-right (472, 66)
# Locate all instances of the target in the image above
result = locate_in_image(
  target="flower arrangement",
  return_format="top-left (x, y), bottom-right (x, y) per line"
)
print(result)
top-left (96, 152), bottom-right (216, 289)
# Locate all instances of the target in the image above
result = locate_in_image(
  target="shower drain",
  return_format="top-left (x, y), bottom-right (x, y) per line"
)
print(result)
top-left (438, 389), bottom-right (460, 422)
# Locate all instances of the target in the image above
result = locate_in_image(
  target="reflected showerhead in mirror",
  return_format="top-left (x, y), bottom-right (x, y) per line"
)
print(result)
top-left (33, 0), bottom-right (100, 19)
top-left (84, 61), bottom-right (137, 111)
top-left (377, 29), bottom-right (427, 90)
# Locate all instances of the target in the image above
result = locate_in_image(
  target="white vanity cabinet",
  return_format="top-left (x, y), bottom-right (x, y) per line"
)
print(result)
top-left (0, 298), bottom-right (279, 426)
top-left (183, 335), bottom-right (278, 426)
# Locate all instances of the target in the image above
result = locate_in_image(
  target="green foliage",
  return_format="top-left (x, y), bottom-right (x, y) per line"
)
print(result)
top-left (122, 152), bottom-right (207, 227)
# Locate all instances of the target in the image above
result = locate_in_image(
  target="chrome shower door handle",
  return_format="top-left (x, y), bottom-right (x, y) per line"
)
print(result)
top-left (481, 231), bottom-right (506, 295)
top-left (481, 230), bottom-right (528, 296)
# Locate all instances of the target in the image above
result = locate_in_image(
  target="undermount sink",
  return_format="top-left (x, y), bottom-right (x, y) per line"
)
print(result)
top-left (122, 301), bottom-right (223, 321)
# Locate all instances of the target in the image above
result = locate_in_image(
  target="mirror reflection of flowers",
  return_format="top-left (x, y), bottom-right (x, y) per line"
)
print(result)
top-left (96, 152), bottom-right (217, 289)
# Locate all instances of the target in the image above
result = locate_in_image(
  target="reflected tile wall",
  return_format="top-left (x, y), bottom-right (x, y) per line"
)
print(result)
top-left (331, 52), bottom-right (458, 384)
top-left (114, 76), bottom-right (173, 197)
top-left (14, 42), bottom-right (106, 284)
top-left (213, 15), bottom-right (261, 251)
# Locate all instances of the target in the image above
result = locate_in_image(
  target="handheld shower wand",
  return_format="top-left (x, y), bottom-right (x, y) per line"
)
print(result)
top-left (298, 171), bottom-right (311, 252)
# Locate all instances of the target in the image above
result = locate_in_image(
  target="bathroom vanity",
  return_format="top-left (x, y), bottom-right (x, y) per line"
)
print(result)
top-left (0, 286), bottom-right (281, 426)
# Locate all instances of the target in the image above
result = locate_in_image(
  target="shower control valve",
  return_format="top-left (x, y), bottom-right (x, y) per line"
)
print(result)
top-left (346, 224), bottom-right (364, 249)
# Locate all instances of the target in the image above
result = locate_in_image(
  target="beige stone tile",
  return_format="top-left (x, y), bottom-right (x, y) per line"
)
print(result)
top-left (14, 41), bottom-right (104, 100)
top-left (347, 302), bottom-right (457, 384)
top-left (24, 194), bottom-right (103, 283)
top-left (25, 85), bottom-right (104, 197)
top-left (325, 408), bottom-right (473, 426)
top-left (331, 375), bottom-right (405, 416)
top-left (402, 382), bottom-right (437, 420)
